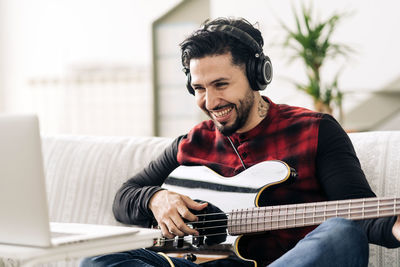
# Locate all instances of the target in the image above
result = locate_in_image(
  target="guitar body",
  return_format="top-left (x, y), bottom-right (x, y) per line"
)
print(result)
top-left (165, 160), bottom-right (295, 212)
top-left (165, 160), bottom-right (297, 266)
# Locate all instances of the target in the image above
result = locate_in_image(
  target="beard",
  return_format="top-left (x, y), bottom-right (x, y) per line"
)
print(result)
top-left (212, 90), bottom-right (255, 136)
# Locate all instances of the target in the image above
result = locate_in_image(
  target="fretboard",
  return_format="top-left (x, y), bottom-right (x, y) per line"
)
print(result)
top-left (227, 197), bottom-right (399, 235)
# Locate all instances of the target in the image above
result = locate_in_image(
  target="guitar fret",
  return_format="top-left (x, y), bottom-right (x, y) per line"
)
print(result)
top-left (240, 209), bottom-right (242, 233)
top-left (252, 208), bottom-right (255, 233)
top-left (246, 208), bottom-right (249, 234)
top-left (348, 199), bottom-right (351, 220)
top-left (362, 200), bottom-right (365, 219)
top-left (244, 208), bottom-right (248, 233)
top-left (249, 208), bottom-right (253, 233)
top-left (273, 206), bottom-right (276, 229)
top-left (235, 210), bottom-right (238, 233)
top-left (262, 207), bottom-right (265, 232)
top-left (232, 209), bottom-right (235, 234)
top-left (234, 209), bottom-right (238, 234)
top-left (313, 203), bottom-right (316, 225)
top-left (256, 208), bottom-right (260, 232)
top-left (336, 200), bottom-right (338, 218)
top-left (236, 209), bottom-right (240, 234)
top-left (284, 205), bottom-right (288, 229)
top-left (269, 206), bottom-right (272, 231)
top-left (378, 199), bottom-right (380, 217)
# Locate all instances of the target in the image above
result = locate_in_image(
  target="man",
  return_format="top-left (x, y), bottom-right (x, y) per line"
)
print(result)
top-left (82, 17), bottom-right (400, 267)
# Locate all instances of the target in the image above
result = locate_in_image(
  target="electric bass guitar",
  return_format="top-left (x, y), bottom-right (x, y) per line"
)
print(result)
top-left (153, 160), bottom-right (399, 266)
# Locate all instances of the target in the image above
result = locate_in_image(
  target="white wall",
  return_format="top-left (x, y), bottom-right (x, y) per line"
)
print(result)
top-left (0, 0), bottom-right (5, 111)
top-left (211, 0), bottom-right (400, 112)
top-left (0, 0), bottom-right (180, 135)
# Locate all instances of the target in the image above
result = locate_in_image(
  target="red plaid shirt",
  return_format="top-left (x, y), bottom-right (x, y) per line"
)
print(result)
top-left (177, 98), bottom-right (327, 264)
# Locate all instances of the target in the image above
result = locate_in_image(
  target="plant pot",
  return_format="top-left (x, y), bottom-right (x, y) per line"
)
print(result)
top-left (314, 100), bottom-right (333, 114)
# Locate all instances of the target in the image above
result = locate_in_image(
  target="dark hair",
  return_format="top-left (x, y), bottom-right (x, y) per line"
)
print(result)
top-left (180, 17), bottom-right (264, 70)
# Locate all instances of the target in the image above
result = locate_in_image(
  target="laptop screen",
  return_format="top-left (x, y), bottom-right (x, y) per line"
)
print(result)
top-left (0, 115), bottom-right (52, 247)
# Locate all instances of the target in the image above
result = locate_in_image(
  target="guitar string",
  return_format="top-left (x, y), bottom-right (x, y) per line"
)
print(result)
top-left (190, 201), bottom-right (400, 222)
top-left (157, 203), bottom-right (400, 244)
top-left (176, 201), bottom-right (400, 230)
top-left (189, 206), bottom-right (399, 230)
top-left (155, 206), bottom-right (400, 244)
top-left (159, 208), bottom-right (399, 244)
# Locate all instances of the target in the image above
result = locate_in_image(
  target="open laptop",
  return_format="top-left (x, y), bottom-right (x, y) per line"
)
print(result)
top-left (0, 114), bottom-right (142, 247)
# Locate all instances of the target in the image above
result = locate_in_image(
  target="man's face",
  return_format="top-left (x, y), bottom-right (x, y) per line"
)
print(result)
top-left (189, 52), bottom-right (257, 136)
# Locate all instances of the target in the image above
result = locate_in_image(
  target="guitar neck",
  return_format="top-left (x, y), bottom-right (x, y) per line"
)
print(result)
top-left (228, 197), bottom-right (400, 235)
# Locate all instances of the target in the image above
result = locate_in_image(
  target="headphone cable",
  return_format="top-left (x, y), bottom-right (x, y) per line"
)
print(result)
top-left (226, 136), bottom-right (246, 170)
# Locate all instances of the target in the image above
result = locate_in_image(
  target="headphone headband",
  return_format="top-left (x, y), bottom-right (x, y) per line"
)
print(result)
top-left (205, 24), bottom-right (263, 55)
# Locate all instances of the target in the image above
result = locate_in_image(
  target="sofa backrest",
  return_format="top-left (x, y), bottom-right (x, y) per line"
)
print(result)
top-left (349, 131), bottom-right (400, 197)
top-left (42, 135), bottom-right (173, 226)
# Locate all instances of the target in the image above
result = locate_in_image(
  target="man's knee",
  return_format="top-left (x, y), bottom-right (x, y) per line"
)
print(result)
top-left (79, 251), bottom-right (138, 267)
top-left (79, 249), bottom-right (173, 267)
top-left (80, 256), bottom-right (105, 267)
top-left (308, 217), bottom-right (369, 256)
top-left (316, 218), bottom-right (367, 240)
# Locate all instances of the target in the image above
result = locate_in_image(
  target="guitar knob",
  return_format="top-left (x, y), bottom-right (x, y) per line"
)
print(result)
top-left (173, 236), bottom-right (184, 248)
top-left (290, 167), bottom-right (298, 179)
top-left (184, 253), bottom-right (197, 262)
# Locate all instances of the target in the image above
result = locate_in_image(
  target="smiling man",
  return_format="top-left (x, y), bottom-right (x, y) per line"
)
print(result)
top-left (81, 17), bottom-right (400, 267)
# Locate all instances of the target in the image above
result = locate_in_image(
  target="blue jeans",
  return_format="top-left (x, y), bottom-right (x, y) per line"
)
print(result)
top-left (80, 218), bottom-right (369, 267)
top-left (269, 217), bottom-right (369, 267)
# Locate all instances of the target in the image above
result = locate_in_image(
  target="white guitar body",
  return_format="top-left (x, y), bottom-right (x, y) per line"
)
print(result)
top-left (164, 160), bottom-right (292, 212)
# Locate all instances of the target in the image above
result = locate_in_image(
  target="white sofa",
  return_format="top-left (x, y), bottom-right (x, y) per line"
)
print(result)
top-left (2, 131), bottom-right (400, 266)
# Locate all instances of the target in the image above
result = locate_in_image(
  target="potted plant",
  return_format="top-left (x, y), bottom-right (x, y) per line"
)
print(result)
top-left (280, 3), bottom-right (353, 120)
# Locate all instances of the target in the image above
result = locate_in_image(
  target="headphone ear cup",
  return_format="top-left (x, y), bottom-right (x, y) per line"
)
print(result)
top-left (186, 72), bottom-right (195, 95)
top-left (246, 54), bottom-right (273, 91)
top-left (254, 55), bottom-right (272, 91)
top-left (260, 55), bottom-right (273, 86)
top-left (246, 57), bottom-right (258, 91)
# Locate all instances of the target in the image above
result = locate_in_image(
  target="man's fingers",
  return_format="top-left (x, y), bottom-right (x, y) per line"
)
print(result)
top-left (183, 196), bottom-right (208, 211)
top-left (159, 223), bottom-right (174, 239)
top-left (170, 212), bottom-right (199, 236)
top-left (160, 215), bottom-right (198, 237)
top-left (177, 205), bottom-right (198, 222)
top-left (151, 192), bottom-right (206, 237)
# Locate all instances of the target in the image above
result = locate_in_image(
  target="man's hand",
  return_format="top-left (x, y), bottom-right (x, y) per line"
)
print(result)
top-left (392, 216), bottom-right (400, 241)
top-left (149, 190), bottom-right (208, 239)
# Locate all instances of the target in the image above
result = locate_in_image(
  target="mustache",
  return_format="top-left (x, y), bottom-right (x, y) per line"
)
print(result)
top-left (209, 104), bottom-right (235, 112)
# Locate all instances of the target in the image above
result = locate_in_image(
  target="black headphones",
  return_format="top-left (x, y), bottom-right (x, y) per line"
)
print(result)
top-left (184, 24), bottom-right (273, 95)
